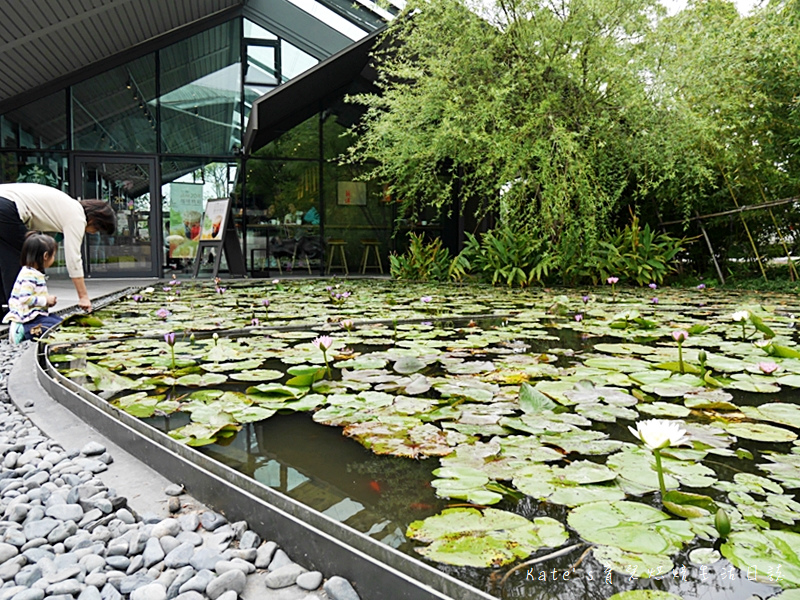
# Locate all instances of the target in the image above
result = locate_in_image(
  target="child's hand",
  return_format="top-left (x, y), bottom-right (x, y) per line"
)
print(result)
top-left (47, 295), bottom-right (57, 307)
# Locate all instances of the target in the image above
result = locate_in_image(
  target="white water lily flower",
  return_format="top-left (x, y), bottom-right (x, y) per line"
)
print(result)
top-left (731, 310), bottom-right (750, 322)
top-left (628, 419), bottom-right (690, 451)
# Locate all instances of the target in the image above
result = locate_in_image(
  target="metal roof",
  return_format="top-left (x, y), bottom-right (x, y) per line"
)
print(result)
top-left (0, 0), bottom-right (394, 115)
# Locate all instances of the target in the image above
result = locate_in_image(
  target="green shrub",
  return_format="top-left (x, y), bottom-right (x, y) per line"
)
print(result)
top-left (390, 233), bottom-right (462, 282)
top-left (458, 226), bottom-right (556, 287)
top-left (582, 214), bottom-right (685, 285)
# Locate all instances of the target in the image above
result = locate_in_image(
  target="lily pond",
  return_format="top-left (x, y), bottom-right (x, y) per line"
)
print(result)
top-left (44, 279), bottom-right (800, 600)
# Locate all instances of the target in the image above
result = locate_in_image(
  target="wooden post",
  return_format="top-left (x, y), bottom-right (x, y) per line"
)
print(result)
top-left (721, 169), bottom-right (767, 281)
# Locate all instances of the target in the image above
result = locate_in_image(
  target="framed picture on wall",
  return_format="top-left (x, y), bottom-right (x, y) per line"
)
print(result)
top-left (337, 181), bottom-right (366, 205)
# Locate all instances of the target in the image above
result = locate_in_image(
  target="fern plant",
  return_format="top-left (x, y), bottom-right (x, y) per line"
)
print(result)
top-left (390, 233), bottom-right (460, 282)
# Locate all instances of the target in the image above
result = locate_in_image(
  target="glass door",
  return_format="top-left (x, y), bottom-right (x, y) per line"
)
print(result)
top-left (72, 155), bottom-right (160, 277)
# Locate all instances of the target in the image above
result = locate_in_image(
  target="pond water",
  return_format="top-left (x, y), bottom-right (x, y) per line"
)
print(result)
top-left (45, 280), bottom-right (800, 600)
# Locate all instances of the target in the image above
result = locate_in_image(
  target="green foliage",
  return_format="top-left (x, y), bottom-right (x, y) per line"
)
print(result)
top-left (458, 226), bottom-right (556, 287)
top-left (577, 215), bottom-right (685, 286)
top-left (389, 233), bottom-right (462, 282)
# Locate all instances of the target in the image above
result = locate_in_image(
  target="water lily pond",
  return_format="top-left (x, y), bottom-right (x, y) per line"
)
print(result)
top-left (45, 279), bottom-right (800, 600)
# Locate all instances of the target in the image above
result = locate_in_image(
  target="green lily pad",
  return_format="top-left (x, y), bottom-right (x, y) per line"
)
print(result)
top-left (721, 529), bottom-right (800, 586)
top-left (688, 548), bottom-right (721, 565)
top-left (431, 466), bottom-right (503, 505)
top-left (593, 546), bottom-right (674, 580)
top-left (721, 421), bottom-right (797, 443)
top-left (229, 369), bottom-right (284, 382)
top-left (741, 403), bottom-right (800, 428)
top-left (175, 373), bottom-right (228, 387)
top-left (638, 402), bottom-right (691, 418)
top-left (407, 507), bottom-right (568, 567)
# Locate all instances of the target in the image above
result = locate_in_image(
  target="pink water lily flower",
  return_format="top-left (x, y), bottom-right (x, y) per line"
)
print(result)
top-left (758, 361), bottom-right (779, 375)
top-left (155, 308), bottom-right (170, 319)
top-left (420, 296), bottom-right (432, 303)
top-left (312, 335), bottom-right (333, 351)
top-left (671, 330), bottom-right (689, 342)
top-left (574, 313), bottom-right (583, 323)
top-left (649, 283), bottom-right (658, 289)
top-left (607, 277), bottom-right (619, 285)
top-left (163, 332), bottom-right (176, 346)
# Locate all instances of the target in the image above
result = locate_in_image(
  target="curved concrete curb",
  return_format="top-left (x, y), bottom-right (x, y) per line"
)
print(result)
top-left (27, 344), bottom-right (494, 600)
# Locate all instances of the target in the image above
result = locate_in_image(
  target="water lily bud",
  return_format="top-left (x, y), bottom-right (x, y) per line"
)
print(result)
top-left (698, 350), bottom-right (707, 365)
top-left (189, 333), bottom-right (196, 345)
top-left (714, 508), bottom-right (731, 540)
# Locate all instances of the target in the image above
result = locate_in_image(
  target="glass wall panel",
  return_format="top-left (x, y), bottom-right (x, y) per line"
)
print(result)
top-left (73, 55), bottom-right (156, 153)
top-left (1, 91), bottom-right (66, 150)
top-left (281, 40), bottom-right (318, 80)
top-left (246, 44), bottom-right (278, 86)
top-left (244, 158), bottom-right (321, 274)
top-left (160, 21), bottom-right (242, 156)
top-left (322, 117), bottom-right (394, 274)
top-left (0, 152), bottom-right (71, 278)
top-left (253, 115), bottom-right (319, 160)
top-left (244, 20), bottom-right (278, 40)
top-left (162, 159), bottom-right (240, 273)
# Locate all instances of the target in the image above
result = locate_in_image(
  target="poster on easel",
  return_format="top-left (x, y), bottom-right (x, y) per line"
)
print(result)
top-left (200, 198), bottom-right (229, 240)
top-left (192, 197), bottom-right (246, 279)
top-left (168, 182), bottom-right (204, 259)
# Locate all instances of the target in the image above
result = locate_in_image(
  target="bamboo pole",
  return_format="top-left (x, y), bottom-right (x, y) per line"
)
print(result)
top-left (696, 211), bottom-right (726, 285)
top-left (659, 195), bottom-right (798, 226)
top-left (720, 169), bottom-right (768, 281)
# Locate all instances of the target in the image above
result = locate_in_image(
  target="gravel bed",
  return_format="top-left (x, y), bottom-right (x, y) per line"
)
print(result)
top-left (0, 340), bottom-right (362, 600)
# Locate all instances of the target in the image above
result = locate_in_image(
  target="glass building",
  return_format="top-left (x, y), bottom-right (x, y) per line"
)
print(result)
top-left (0, 0), bottom-right (402, 279)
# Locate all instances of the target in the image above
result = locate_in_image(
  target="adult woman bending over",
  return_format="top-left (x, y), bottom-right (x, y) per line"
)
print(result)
top-left (0, 183), bottom-right (116, 314)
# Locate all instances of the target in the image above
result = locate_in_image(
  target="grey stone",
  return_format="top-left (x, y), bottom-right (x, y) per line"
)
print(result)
top-left (199, 512), bottom-right (226, 532)
top-left (142, 538), bottom-right (165, 568)
top-left (126, 555), bottom-right (144, 575)
top-left (171, 593), bottom-right (204, 600)
top-left (105, 556), bottom-right (130, 571)
top-left (45, 504), bottom-right (83, 522)
top-left (100, 583), bottom-right (122, 600)
top-left (296, 571), bottom-right (323, 591)
top-left (265, 563), bottom-right (307, 589)
top-left (130, 583), bottom-right (167, 600)
top-left (174, 532), bottom-right (201, 548)
top-left (129, 531), bottom-right (150, 556)
top-left (156, 569), bottom-right (178, 590)
top-left (119, 573), bottom-right (155, 595)
top-left (9, 589), bottom-right (44, 600)
top-left (205, 569), bottom-right (246, 600)
top-left (45, 579), bottom-right (83, 596)
top-left (175, 515), bottom-right (197, 534)
top-left (165, 566), bottom-right (194, 600)
top-left (221, 548), bottom-right (256, 562)
top-left (230, 521), bottom-right (247, 540)
top-left (268, 549), bottom-right (292, 572)
top-left (115, 509), bottom-right (135, 525)
top-left (163, 485), bottom-right (183, 497)
top-left (21, 548), bottom-right (52, 563)
top-left (188, 548), bottom-right (222, 572)
top-left (84, 572), bottom-right (107, 587)
top-left (159, 536), bottom-right (180, 555)
top-left (22, 518), bottom-right (58, 540)
top-left (254, 541), bottom-right (277, 569)
top-left (238, 530), bottom-right (260, 550)
top-left (6, 505), bottom-right (27, 523)
top-left (20, 538), bottom-right (47, 552)
top-left (14, 564), bottom-right (42, 587)
top-left (47, 521), bottom-right (78, 544)
top-left (77, 586), bottom-right (103, 600)
top-left (80, 442), bottom-right (106, 457)
top-left (214, 559), bottom-right (254, 575)
top-left (163, 543), bottom-right (193, 569)
top-left (323, 576), bottom-right (361, 600)
top-left (79, 509), bottom-right (104, 528)
top-left (92, 499), bottom-right (113, 514)
top-left (0, 543), bottom-right (18, 563)
top-left (0, 556), bottom-right (27, 581)
top-left (178, 570), bottom-right (214, 594)
top-left (4, 529), bottom-right (26, 547)
top-left (46, 565), bottom-right (82, 584)
top-left (0, 585), bottom-right (27, 600)
top-left (80, 553), bottom-right (105, 573)
top-left (151, 520), bottom-right (180, 539)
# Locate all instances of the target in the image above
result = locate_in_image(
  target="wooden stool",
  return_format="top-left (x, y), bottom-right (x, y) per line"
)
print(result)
top-left (326, 239), bottom-right (349, 275)
top-left (360, 239), bottom-right (383, 274)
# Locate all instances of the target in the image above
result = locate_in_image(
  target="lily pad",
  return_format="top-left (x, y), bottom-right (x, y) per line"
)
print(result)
top-left (721, 529), bottom-right (800, 586)
top-left (721, 421), bottom-right (797, 443)
top-left (406, 507), bottom-right (568, 567)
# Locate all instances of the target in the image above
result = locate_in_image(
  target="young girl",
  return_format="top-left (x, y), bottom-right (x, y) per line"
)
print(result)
top-left (2, 232), bottom-right (61, 343)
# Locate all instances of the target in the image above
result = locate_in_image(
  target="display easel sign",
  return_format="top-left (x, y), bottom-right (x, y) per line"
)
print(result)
top-left (192, 198), bottom-right (247, 279)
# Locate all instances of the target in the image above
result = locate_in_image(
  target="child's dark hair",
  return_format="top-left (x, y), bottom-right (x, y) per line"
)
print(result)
top-left (20, 231), bottom-right (57, 272)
